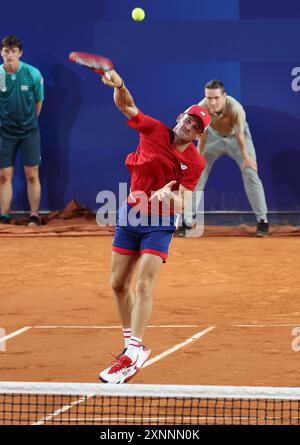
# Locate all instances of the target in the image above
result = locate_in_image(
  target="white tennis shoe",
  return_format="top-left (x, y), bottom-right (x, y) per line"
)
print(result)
top-left (99, 354), bottom-right (137, 384)
top-left (99, 345), bottom-right (151, 384)
top-left (124, 345), bottom-right (152, 383)
top-left (136, 345), bottom-right (151, 370)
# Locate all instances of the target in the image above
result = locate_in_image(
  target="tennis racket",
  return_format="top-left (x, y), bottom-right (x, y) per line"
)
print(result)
top-left (69, 52), bottom-right (114, 78)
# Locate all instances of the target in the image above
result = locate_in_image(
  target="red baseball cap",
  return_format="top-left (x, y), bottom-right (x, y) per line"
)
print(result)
top-left (184, 105), bottom-right (211, 132)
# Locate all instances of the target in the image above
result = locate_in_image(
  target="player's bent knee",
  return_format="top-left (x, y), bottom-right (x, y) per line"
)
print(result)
top-left (110, 278), bottom-right (129, 295)
top-left (136, 279), bottom-right (153, 297)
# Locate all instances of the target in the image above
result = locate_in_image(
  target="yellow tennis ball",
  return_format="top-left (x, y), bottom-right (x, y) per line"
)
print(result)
top-left (132, 7), bottom-right (145, 22)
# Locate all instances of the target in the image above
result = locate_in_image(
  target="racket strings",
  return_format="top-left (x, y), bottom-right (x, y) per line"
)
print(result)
top-left (74, 57), bottom-right (101, 71)
top-left (70, 52), bottom-right (113, 75)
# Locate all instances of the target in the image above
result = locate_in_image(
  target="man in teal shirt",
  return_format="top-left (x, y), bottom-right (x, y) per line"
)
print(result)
top-left (0, 35), bottom-right (44, 225)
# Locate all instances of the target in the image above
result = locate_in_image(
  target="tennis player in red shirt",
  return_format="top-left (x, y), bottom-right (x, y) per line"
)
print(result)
top-left (99, 70), bottom-right (211, 383)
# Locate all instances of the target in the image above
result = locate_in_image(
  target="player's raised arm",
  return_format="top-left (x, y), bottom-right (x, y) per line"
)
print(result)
top-left (101, 70), bottom-right (138, 119)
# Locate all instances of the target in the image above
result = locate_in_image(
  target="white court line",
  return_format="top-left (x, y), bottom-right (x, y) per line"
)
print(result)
top-left (143, 326), bottom-right (216, 368)
top-left (236, 324), bottom-right (300, 328)
top-left (33, 325), bottom-right (216, 425)
top-left (33, 325), bottom-right (199, 329)
top-left (51, 415), bottom-right (298, 423)
top-left (0, 326), bottom-right (198, 347)
top-left (0, 327), bottom-right (31, 343)
top-left (34, 396), bottom-right (88, 425)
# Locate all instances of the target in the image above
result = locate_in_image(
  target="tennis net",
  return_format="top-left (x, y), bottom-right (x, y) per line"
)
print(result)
top-left (0, 382), bottom-right (299, 425)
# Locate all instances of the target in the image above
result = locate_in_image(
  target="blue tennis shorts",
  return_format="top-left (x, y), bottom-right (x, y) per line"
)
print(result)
top-left (112, 203), bottom-right (176, 262)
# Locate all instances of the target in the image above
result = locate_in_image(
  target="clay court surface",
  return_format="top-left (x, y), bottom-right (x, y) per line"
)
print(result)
top-left (0, 234), bottom-right (299, 387)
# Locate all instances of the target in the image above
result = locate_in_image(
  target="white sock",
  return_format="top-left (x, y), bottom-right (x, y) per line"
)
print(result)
top-left (122, 328), bottom-right (131, 349)
top-left (125, 336), bottom-right (142, 362)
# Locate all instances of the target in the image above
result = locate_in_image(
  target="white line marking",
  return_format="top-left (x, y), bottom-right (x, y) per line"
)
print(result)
top-left (34, 396), bottom-right (88, 425)
top-left (33, 326), bottom-right (215, 425)
top-left (149, 325), bottom-right (199, 328)
top-left (236, 324), bottom-right (300, 328)
top-left (34, 325), bottom-right (122, 329)
top-left (33, 325), bottom-right (199, 329)
top-left (50, 415), bottom-right (299, 423)
top-left (53, 416), bottom-right (203, 423)
top-left (0, 327), bottom-right (31, 343)
top-left (143, 326), bottom-right (216, 368)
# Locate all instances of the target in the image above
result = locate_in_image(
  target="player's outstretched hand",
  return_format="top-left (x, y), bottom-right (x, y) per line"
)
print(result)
top-left (149, 180), bottom-right (177, 202)
top-left (101, 70), bottom-right (123, 89)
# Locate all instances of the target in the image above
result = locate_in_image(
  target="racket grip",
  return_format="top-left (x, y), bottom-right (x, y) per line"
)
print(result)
top-left (104, 69), bottom-right (111, 80)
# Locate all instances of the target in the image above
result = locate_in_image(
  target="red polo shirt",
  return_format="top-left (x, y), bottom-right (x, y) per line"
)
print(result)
top-left (126, 111), bottom-right (205, 213)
